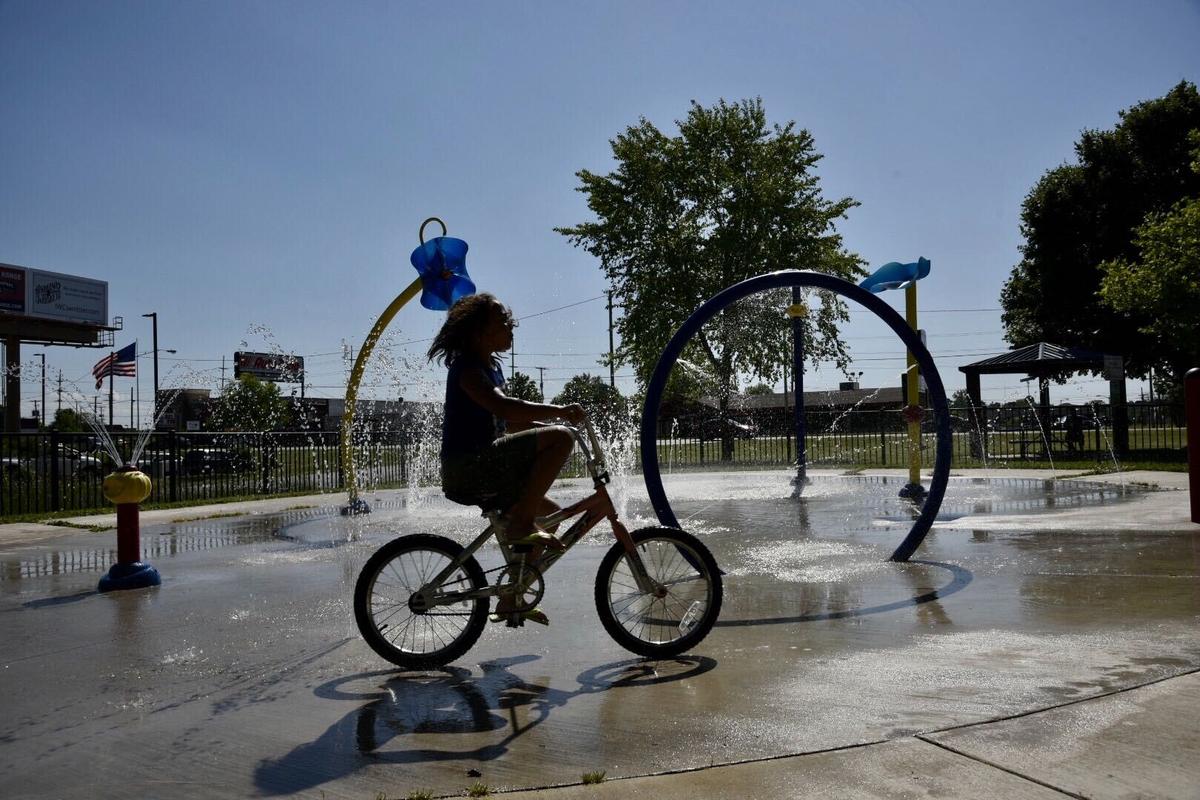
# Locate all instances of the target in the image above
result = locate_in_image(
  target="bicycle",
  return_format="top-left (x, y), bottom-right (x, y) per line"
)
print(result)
top-left (353, 417), bottom-right (723, 668)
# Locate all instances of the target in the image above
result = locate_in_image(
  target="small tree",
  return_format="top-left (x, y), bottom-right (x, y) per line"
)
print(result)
top-left (506, 371), bottom-right (542, 402)
top-left (553, 374), bottom-right (627, 437)
top-left (746, 383), bottom-right (775, 396)
top-left (208, 374), bottom-right (290, 432)
top-left (51, 408), bottom-right (89, 433)
top-left (949, 388), bottom-right (974, 408)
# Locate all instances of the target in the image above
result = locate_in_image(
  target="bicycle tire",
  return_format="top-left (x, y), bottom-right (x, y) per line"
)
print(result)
top-left (354, 533), bottom-right (489, 669)
top-left (594, 527), bottom-right (722, 658)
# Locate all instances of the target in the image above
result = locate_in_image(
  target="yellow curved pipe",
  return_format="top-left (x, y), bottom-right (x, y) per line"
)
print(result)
top-left (342, 276), bottom-right (424, 505)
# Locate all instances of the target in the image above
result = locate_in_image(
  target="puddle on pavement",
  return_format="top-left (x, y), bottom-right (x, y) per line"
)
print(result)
top-left (0, 477), bottom-right (1155, 584)
top-left (0, 508), bottom-right (332, 582)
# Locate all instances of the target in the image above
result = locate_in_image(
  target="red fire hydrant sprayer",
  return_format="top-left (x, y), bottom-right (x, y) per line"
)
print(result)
top-left (98, 465), bottom-right (161, 592)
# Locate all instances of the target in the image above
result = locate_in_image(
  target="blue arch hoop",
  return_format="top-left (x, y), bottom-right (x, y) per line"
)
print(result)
top-left (638, 270), bottom-right (952, 562)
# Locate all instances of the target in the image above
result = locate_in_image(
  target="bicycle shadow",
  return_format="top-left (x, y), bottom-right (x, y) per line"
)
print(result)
top-left (253, 653), bottom-right (715, 796)
top-left (714, 560), bottom-right (973, 628)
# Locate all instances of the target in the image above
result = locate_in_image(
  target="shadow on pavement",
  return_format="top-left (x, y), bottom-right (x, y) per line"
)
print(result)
top-left (716, 559), bottom-right (972, 628)
top-left (254, 653), bottom-right (716, 795)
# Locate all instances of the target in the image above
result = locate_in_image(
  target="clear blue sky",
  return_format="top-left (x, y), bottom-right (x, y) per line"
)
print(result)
top-left (3, 0), bottom-right (1198, 421)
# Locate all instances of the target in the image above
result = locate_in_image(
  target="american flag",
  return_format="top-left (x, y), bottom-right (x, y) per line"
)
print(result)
top-left (93, 342), bottom-right (137, 389)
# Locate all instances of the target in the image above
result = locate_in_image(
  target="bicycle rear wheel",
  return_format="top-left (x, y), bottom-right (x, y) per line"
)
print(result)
top-left (354, 533), bottom-right (489, 669)
top-left (595, 527), bottom-right (722, 658)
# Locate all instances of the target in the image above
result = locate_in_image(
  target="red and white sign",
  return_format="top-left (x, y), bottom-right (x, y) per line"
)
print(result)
top-left (234, 351), bottom-right (305, 382)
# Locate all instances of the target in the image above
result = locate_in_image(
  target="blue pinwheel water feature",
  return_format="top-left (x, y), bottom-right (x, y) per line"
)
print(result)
top-left (341, 218), bottom-right (475, 514)
top-left (410, 233), bottom-right (476, 311)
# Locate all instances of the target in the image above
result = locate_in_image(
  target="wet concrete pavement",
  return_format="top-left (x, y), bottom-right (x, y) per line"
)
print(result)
top-left (0, 469), bottom-right (1196, 798)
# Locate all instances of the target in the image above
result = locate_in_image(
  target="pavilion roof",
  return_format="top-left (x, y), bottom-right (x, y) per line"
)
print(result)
top-left (958, 342), bottom-right (1109, 376)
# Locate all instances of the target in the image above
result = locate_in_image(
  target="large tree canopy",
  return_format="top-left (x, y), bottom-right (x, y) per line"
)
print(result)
top-left (557, 98), bottom-right (864, 416)
top-left (1000, 81), bottom-right (1200, 383)
top-left (1099, 185), bottom-right (1200, 396)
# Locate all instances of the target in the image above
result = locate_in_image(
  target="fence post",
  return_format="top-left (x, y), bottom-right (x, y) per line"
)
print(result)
top-left (259, 433), bottom-right (268, 495)
top-left (1186, 368), bottom-right (1199, 524)
top-left (49, 430), bottom-right (60, 512)
top-left (880, 428), bottom-right (887, 466)
top-left (168, 430), bottom-right (179, 502)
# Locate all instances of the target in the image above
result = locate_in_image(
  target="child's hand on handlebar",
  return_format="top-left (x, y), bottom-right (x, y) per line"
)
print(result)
top-left (557, 403), bottom-right (586, 424)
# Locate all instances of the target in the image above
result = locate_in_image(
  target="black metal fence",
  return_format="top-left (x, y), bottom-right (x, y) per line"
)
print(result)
top-left (643, 400), bottom-right (1188, 471)
top-left (0, 430), bottom-right (408, 517)
top-left (0, 402), bottom-right (1186, 517)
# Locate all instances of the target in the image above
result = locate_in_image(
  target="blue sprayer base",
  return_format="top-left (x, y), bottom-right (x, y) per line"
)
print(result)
top-left (98, 562), bottom-right (162, 592)
top-left (340, 497), bottom-right (372, 516)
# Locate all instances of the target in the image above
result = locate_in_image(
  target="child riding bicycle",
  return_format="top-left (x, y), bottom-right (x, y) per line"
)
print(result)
top-left (427, 293), bottom-right (585, 623)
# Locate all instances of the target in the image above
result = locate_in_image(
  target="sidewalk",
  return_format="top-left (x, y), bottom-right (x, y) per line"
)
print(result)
top-left (499, 669), bottom-right (1200, 798)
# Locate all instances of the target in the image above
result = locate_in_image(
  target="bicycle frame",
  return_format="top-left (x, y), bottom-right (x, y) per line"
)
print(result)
top-left (418, 419), bottom-right (655, 608)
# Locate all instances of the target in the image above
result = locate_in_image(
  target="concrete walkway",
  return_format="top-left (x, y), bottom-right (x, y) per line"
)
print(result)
top-left (0, 469), bottom-right (1196, 799)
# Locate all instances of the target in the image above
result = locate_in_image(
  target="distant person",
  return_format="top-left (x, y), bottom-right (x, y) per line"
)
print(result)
top-left (427, 293), bottom-right (585, 624)
top-left (1065, 409), bottom-right (1085, 453)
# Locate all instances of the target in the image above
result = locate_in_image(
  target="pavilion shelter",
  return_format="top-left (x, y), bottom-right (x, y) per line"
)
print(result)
top-left (958, 342), bottom-right (1128, 458)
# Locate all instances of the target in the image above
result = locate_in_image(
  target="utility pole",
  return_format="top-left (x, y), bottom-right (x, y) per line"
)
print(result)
top-left (56, 369), bottom-right (62, 414)
top-left (510, 349), bottom-right (515, 382)
top-left (220, 355), bottom-right (227, 390)
top-left (536, 366), bottom-right (546, 399)
top-left (36, 352), bottom-right (45, 429)
top-left (606, 290), bottom-right (616, 388)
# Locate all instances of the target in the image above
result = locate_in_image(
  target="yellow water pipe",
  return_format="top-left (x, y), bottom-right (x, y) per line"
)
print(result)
top-left (341, 276), bottom-right (424, 506)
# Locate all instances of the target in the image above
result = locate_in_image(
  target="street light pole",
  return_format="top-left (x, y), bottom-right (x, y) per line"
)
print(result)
top-left (142, 312), bottom-right (159, 423)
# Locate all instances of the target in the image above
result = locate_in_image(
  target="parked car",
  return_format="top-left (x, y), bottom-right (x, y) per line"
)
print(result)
top-left (181, 447), bottom-right (253, 476)
top-left (25, 447), bottom-right (107, 480)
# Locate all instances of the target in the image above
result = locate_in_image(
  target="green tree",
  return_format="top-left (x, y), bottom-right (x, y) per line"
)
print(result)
top-left (949, 388), bottom-right (974, 408)
top-left (557, 98), bottom-right (864, 447)
top-left (745, 382), bottom-right (775, 396)
top-left (1000, 81), bottom-right (1200, 379)
top-left (553, 373), bottom-right (627, 437)
top-left (51, 407), bottom-right (89, 432)
top-left (207, 374), bottom-right (290, 432)
top-left (506, 371), bottom-right (542, 402)
top-left (1099, 193), bottom-right (1200, 400)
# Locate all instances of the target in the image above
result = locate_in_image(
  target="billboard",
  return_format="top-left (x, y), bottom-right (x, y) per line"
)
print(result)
top-left (0, 263), bottom-right (108, 326)
top-left (234, 351), bottom-right (305, 382)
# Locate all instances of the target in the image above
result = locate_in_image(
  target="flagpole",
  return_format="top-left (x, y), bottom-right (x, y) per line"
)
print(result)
top-left (108, 351), bottom-right (114, 427)
top-left (135, 340), bottom-right (140, 429)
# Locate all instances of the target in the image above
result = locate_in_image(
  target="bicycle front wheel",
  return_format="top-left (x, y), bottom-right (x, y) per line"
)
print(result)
top-left (595, 527), bottom-right (722, 658)
top-left (354, 533), bottom-right (489, 669)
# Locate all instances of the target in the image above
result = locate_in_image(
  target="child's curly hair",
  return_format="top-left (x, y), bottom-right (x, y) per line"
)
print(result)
top-left (426, 293), bottom-right (506, 367)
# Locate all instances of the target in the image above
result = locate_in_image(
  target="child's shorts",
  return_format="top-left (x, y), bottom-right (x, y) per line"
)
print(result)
top-left (441, 428), bottom-right (542, 510)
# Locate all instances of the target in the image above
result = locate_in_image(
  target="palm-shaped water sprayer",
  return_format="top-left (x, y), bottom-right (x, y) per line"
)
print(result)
top-left (860, 257), bottom-right (931, 500)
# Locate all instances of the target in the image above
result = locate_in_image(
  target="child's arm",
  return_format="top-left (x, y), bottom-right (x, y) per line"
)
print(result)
top-left (460, 368), bottom-right (585, 425)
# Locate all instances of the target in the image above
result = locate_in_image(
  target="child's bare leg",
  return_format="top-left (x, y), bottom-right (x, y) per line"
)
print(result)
top-left (504, 427), bottom-right (573, 538)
